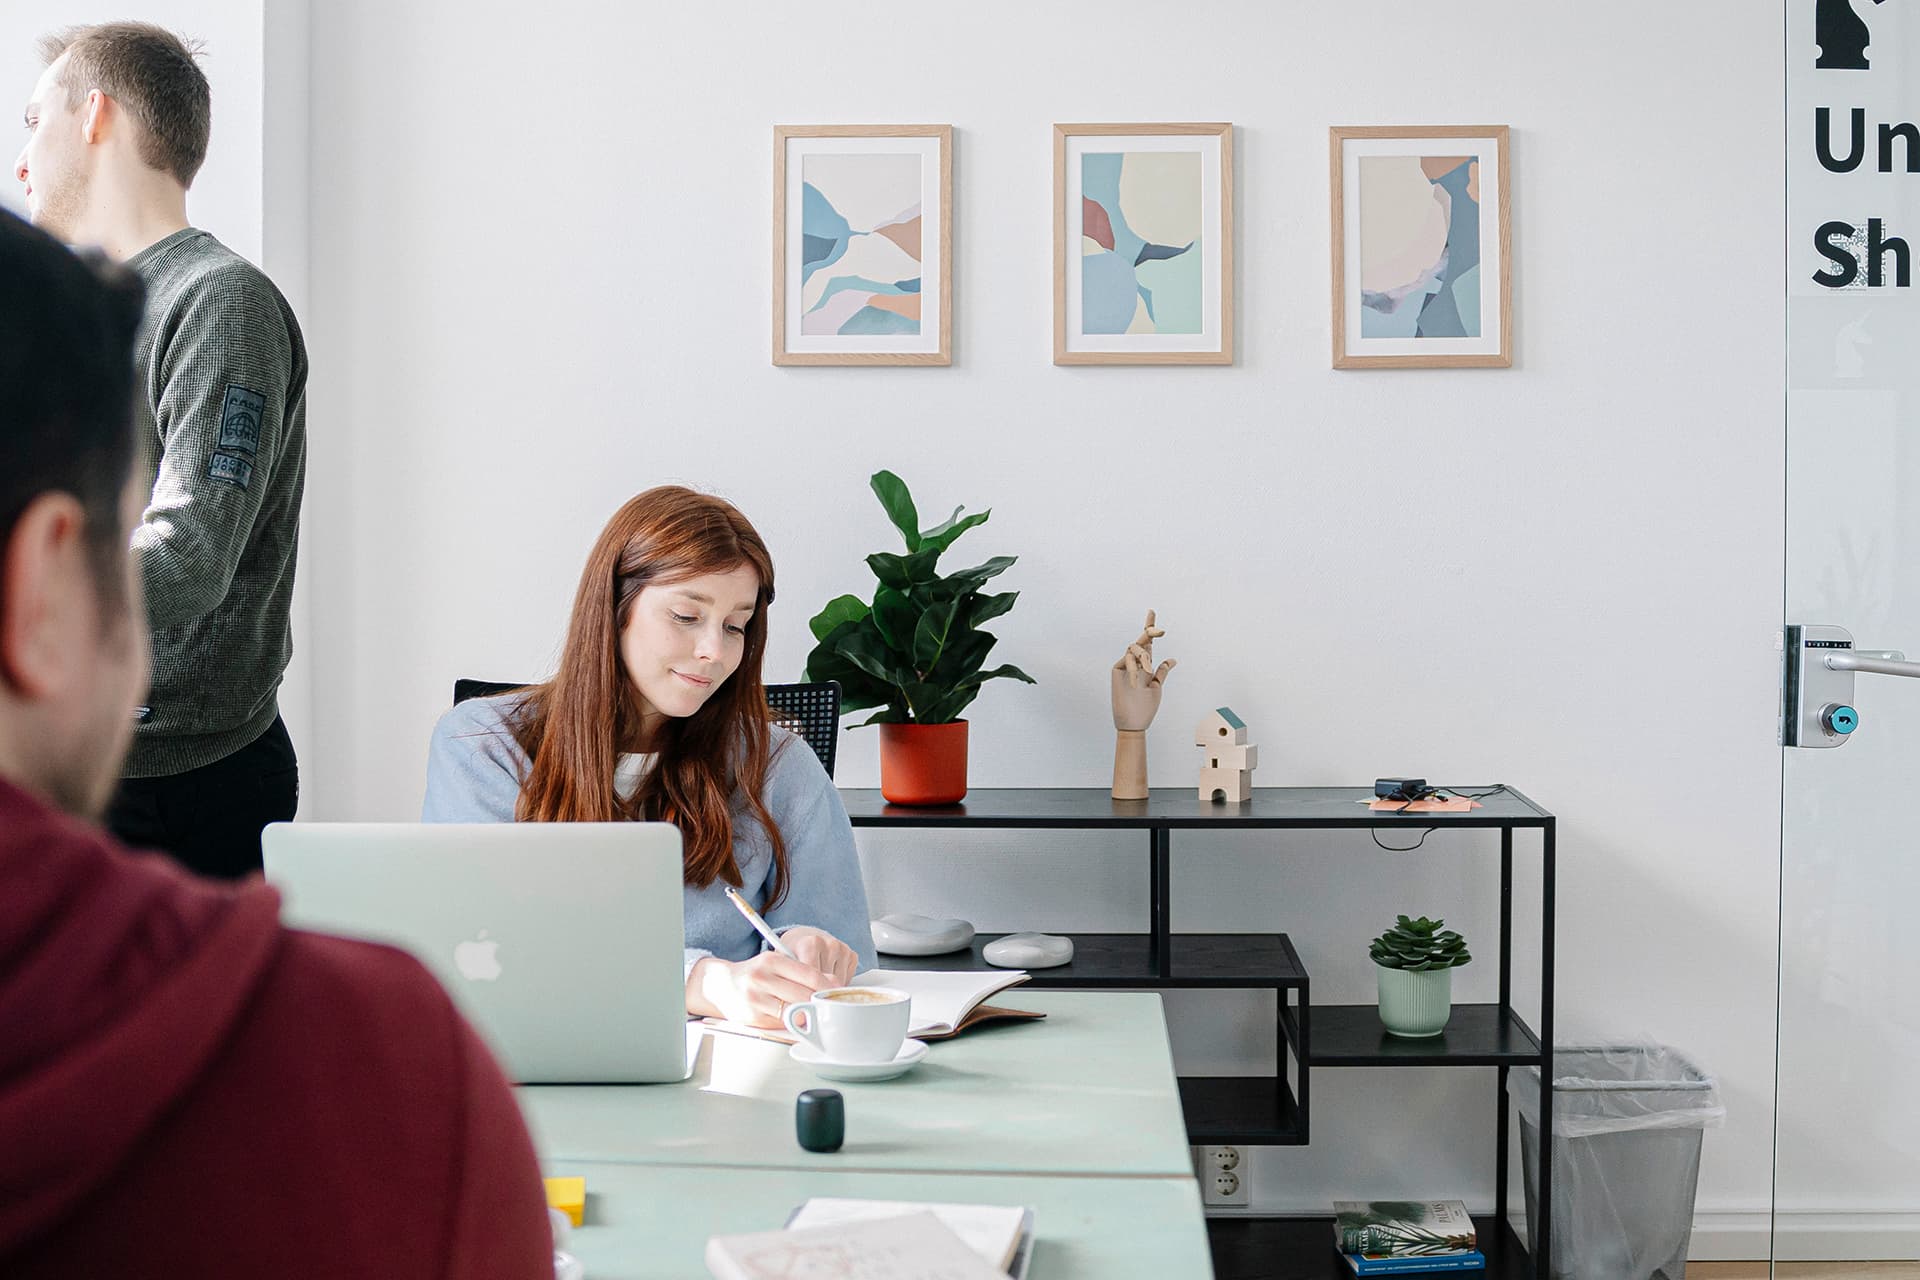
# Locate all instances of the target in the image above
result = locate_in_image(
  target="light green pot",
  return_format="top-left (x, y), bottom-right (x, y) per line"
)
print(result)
top-left (1376, 962), bottom-right (1453, 1038)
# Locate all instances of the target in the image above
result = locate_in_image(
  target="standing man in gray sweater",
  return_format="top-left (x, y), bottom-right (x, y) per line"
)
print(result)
top-left (15, 23), bottom-right (306, 879)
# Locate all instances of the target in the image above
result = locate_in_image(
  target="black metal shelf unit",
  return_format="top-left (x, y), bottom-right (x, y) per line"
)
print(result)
top-left (843, 784), bottom-right (1556, 1280)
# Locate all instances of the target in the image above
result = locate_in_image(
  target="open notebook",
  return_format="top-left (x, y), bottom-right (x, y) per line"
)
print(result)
top-left (703, 968), bottom-right (1042, 1043)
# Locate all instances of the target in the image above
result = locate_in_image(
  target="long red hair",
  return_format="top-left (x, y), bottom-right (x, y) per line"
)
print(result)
top-left (509, 487), bottom-right (789, 905)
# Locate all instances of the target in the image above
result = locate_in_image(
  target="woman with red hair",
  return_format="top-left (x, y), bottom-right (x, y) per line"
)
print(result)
top-left (423, 487), bottom-right (873, 1027)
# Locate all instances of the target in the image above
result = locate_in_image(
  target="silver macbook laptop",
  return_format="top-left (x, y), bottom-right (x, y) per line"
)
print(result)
top-left (263, 822), bottom-right (691, 1084)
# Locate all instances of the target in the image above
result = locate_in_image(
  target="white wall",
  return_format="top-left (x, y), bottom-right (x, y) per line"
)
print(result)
top-left (287, 0), bottom-right (1786, 1250)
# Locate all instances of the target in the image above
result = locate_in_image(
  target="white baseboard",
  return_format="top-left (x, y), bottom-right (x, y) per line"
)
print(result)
top-left (1684, 1210), bottom-right (1920, 1262)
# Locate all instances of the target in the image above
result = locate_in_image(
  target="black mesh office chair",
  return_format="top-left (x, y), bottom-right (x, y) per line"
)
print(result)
top-left (451, 678), bottom-right (842, 778)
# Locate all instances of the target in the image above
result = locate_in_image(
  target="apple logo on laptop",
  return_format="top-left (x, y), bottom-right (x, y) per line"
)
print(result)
top-left (454, 930), bottom-right (503, 982)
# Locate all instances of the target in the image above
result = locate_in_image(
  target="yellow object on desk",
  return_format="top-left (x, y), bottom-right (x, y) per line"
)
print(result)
top-left (545, 1176), bottom-right (586, 1227)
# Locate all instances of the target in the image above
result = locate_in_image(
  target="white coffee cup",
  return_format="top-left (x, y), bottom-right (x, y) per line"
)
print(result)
top-left (782, 986), bottom-right (911, 1063)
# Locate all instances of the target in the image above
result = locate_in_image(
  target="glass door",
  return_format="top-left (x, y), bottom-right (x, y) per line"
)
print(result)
top-left (1781, 0), bottom-right (1920, 1273)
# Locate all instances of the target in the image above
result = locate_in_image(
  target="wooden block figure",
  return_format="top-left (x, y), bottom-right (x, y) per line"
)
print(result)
top-left (1197, 707), bottom-right (1256, 802)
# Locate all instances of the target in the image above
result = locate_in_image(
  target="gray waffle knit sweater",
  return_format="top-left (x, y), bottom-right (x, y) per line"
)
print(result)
top-left (124, 229), bottom-right (307, 777)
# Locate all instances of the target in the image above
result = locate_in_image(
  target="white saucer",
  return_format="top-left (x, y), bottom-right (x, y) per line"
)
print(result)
top-left (789, 1038), bottom-right (929, 1082)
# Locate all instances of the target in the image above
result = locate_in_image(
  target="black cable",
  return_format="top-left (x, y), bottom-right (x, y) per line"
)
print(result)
top-left (1369, 784), bottom-right (1508, 852)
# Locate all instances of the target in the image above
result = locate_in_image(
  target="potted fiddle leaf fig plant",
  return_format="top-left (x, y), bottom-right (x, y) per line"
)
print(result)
top-left (805, 470), bottom-right (1036, 805)
top-left (1370, 915), bottom-right (1473, 1038)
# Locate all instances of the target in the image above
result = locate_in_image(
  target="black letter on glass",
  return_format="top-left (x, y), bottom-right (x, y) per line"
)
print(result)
top-left (1880, 122), bottom-right (1920, 173)
top-left (1814, 222), bottom-right (1860, 288)
top-left (1867, 219), bottom-right (1910, 287)
top-left (1817, 107), bottom-right (1867, 172)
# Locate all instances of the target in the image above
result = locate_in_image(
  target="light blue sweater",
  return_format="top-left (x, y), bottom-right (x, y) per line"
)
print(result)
top-left (422, 694), bottom-right (876, 977)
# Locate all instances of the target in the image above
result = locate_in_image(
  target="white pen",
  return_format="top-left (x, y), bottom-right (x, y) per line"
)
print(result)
top-left (724, 886), bottom-right (801, 961)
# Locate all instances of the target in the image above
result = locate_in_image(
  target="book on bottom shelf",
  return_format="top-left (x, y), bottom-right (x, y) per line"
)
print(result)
top-left (1342, 1248), bottom-right (1488, 1276)
top-left (1332, 1200), bottom-right (1477, 1257)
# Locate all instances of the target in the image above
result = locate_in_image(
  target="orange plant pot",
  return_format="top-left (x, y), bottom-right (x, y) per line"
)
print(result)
top-left (878, 720), bottom-right (969, 806)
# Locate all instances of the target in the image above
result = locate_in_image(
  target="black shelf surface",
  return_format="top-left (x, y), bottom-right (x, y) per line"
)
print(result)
top-left (1180, 1076), bottom-right (1304, 1146)
top-left (842, 785), bottom-right (1552, 830)
top-left (1209, 1216), bottom-right (1528, 1280)
top-left (873, 932), bottom-right (1307, 988)
top-left (1308, 1004), bottom-right (1543, 1067)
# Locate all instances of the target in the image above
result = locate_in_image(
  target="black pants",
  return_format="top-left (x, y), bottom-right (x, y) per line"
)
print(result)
top-left (108, 715), bottom-right (299, 880)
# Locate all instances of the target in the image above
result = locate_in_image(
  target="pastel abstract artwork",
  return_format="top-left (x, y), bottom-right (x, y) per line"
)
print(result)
top-left (1357, 155), bottom-right (1481, 340)
top-left (1079, 151), bottom-right (1203, 335)
top-left (1331, 125), bottom-right (1509, 370)
top-left (800, 153), bottom-right (924, 337)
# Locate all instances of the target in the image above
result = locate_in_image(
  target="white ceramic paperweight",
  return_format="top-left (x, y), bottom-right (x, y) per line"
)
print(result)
top-left (870, 913), bottom-right (976, 957)
top-left (982, 932), bottom-right (1074, 969)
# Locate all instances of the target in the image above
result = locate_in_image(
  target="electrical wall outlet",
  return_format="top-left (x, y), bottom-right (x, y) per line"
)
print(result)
top-left (1193, 1145), bottom-right (1250, 1207)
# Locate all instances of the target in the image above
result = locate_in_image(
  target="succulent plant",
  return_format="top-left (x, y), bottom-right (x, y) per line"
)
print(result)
top-left (1369, 915), bottom-right (1472, 972)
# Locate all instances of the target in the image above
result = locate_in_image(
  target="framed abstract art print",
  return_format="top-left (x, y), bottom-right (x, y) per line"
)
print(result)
top-left (1331, 125), bottom-right (1511, 369)
top-left (1054, 122), bottom-right (1233, 365)
top-left (774, 124), bottom-right (952, 366)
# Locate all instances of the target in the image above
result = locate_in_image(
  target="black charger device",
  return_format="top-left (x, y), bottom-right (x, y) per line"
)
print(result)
top-left (1374, 778), bottom-right (1428, 803)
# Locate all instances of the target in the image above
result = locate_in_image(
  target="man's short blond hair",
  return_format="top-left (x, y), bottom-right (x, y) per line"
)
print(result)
top-left (38, 23), bottom-right (211, 188)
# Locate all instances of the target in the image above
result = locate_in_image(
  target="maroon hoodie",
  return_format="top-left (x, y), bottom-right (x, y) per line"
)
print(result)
top-left (0, 778), bottom-right (552, 1277)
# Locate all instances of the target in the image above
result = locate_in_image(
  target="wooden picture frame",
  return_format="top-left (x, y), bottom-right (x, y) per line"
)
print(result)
top-left (774, 124), bottom-right (952, 366)
top-left (1053, 122), bottom-right (1233, 365)
top-left (1330, 125), bottom-right (1511, 369)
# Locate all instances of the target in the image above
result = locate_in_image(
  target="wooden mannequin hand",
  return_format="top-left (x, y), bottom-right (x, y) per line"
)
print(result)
top-left (1111, 609), bottom-right (1177, 732)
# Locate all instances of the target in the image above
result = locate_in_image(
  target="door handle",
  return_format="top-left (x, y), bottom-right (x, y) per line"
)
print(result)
top-left (1823, 650), bottom-right (1920, 679)
top-left (1782, 626), bottom-right (1919, 747)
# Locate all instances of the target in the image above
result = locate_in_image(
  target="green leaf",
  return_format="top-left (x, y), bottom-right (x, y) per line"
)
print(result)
top-left (802, 639), bottom-right (891, 713)
top-left (839, 626), bottom-right (910, 687)
top-left (926, 630), bottom-right (995, 688)
top-left (870, 586), bottom-right (914, 650)
top-left (868, 548), bottom-right (942, 591)
top-left (937, 555), bottom-right (1017, 592)
top-left (958, 663), bottom-right (1038, 689)
top-left (854, 706), bottom-right (910, 727)
top-left (867, 552), bottom-right (915, 592)
top-left (911, 597), bottom-right (964, 672)
top-left (918, 686), bottom-right (981, 724)
top-left (870, 471), bottom-right (921, 551)
top-left (808, 594), bottom-right (870, 643)
top-left (966, 590), bottom-right (1018, 629)
top-left (921, 508), bottom-right (990, 554)
top-left (899, 680), bottom-right (949, 721)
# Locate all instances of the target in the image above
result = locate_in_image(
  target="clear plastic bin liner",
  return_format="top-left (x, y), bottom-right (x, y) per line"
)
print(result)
top-left (1511, 1044), bottom-right (1726, 1139)
top-left (1507, 1045), bottom-right (1724, 1280)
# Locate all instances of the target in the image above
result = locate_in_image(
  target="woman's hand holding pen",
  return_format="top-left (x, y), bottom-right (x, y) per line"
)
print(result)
top-left (686, 953), bottom-right (833, 1028)
top-left (684, 924), bottom-right (860, 1026)
top-left (777, 926), bottom-right (859, 987)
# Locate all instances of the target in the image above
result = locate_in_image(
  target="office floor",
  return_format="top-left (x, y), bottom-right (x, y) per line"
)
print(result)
top-left (1692, 1267), bottom-right (1920, 1278)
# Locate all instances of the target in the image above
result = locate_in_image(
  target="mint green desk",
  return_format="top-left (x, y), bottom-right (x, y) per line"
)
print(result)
top-left (518, 992), bottom-right (1193, 1178)
top-left (546, 1161), bottom-right (1211, 1279)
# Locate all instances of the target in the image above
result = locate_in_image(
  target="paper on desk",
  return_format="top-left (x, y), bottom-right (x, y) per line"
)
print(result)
top-left (1364, 797), bottom-right (1481, 814)
top-left (785, 1198), bottom-right (1030, 1272)
top-left (705, 1210), bottom-right (1006, 1280)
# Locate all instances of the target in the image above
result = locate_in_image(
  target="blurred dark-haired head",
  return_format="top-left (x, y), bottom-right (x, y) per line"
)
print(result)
top-left (0, 208), bottom-right (150, 817)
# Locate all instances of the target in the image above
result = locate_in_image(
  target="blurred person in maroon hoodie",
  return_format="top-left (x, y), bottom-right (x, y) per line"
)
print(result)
top-left (0, 210), bottom-right (553, 1275)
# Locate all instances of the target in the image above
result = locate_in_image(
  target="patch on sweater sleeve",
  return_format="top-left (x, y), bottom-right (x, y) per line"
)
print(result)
top-left (207, 450), bottom-right (254, 490)
top-left (217, 384), bottom-right (266, 456)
